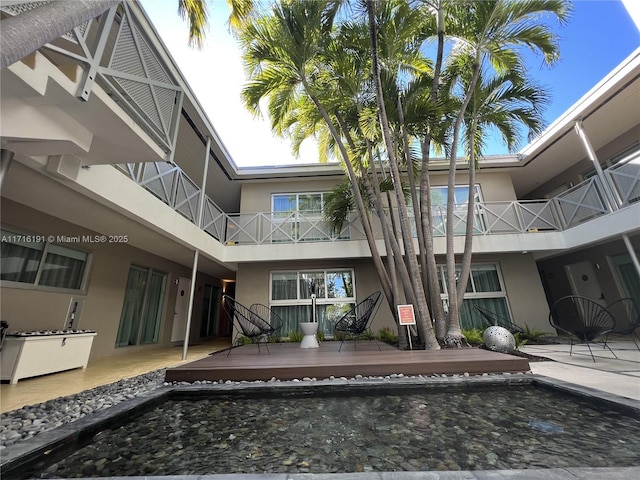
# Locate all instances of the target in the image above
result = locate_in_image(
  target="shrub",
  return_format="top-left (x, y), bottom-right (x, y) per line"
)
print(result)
top-left (462, 328), bottom-right (484, 346)
top-left (518, 324), bottom-right (548, 344)
top-left (288, 330), bottom-right (304, 342)
top-left (376, 327), bottom-right (398, 343)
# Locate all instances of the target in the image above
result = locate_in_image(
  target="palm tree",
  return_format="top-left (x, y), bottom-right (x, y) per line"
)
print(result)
top-left (455, 63), bottom-right (548, 321)
top-left (240, 0), bottom-right (397, 312)
top-left (237, 0), bottom-right (570, 349)
top-left (1, 0), bottom-right (253, 69)
top-left (431, 0), bottom-right (571, 346)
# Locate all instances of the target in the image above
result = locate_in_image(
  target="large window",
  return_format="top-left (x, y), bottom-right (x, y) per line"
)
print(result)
top-left (438, 263), bottom-right (512, 330)
top-left (116, 266), bottom-right (167, 347)
top-left (1, 228), bottom-right (88, 291)
top-left (431, 185), bottom-right (484, 235)
top-left (409, 185), bottom-right (484, 236)
top-left (270, 269), bottom-right (355, 336)
top-left (271, 192), bottom-right (348, 242)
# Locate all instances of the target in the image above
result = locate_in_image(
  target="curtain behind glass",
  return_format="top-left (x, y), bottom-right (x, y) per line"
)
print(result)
top-left (39, 245), bottom-right (87, 289)
top-left (140, 271), bottom-right (166, 344)
top-left (0, 242), bottom-right (42, 283)
top-left (274, 303), bottom-right (354, 336)
top-left (471, 265), bottom-right (501, 292)
top-left (299, 271), bottom-right (324, 299)
top-left (461, 298), bottom-right (511, 330)
top-left (272, 272), bottom-right (297, 300)
top-left (116, 267), bottom-right (147, 347)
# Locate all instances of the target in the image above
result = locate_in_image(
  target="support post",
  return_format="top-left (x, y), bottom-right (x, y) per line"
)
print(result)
top-left (181, 250), bottom-right (199, 361)
top-left (181, 137), bottom-right (211, 360)
top-left (574, 120), bottom-right (619, 211)
top-left (0, 149), bottom-right (14, 192)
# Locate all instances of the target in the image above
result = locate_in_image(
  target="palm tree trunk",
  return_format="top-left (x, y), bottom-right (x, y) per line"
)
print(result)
top-left (456, 121), bottom-right (478, 303)
top-left (301, 80), bottom-right (394, 313)
top-left (443, 62), bottom-right (481, 346)
top-left (366, 0), bottom-right (439, 349)
top-left (419, 0), bottom-right (448, 341)
top-left (398, 95), bottom-right (429, 292)
top-left (1, 0), bottom-right (119, 69)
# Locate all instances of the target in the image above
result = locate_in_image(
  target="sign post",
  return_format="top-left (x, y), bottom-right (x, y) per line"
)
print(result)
top-left (397, 304), bottom-right (416, 350)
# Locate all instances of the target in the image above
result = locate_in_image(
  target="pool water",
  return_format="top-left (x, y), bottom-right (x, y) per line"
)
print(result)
top-left (24, 385), bottom-right (640, 477)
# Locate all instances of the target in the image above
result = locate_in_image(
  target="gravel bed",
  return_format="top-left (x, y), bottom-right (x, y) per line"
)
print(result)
top-left (0, 369), bottom-right (167, 449)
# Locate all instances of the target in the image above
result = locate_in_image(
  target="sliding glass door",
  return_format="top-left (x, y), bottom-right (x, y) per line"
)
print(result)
top-left (116, 266), bottom-right (167, 347)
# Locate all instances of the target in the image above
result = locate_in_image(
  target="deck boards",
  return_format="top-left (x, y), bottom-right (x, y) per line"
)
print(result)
top-left (165, 341), bottom-right (530, 383)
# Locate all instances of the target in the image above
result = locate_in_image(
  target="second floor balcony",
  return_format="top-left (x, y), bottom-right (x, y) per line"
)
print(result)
top-left (116, 151), bottom-right (639, 250)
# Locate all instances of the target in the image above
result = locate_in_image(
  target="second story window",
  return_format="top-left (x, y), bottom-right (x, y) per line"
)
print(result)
top-left (271, 192), bottom-right (346, 242)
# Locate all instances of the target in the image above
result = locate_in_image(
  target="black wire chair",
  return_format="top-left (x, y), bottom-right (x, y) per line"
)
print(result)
top-left (222, 295), bottom-right (277, 356)
top-left (472, 303), bottom-right (525, 334)
top-left (334, 291), bottom-right (382, 352)
top-left (548, 295), bottom-right (617, 362)
top-left (604, 297), bottom-right (640, 351)
top-left (250, 303), bottom-right (284, 343)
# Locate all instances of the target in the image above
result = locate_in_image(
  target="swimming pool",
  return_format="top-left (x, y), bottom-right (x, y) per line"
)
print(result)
top-left (3, 376), bottom-right (640, 478)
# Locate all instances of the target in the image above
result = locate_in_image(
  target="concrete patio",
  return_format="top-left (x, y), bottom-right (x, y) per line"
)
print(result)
top-left (520, 339), bottom-right (640, 401)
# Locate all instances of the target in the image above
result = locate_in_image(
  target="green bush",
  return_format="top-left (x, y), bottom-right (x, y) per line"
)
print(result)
top-left (462, 328), bottom-right (484, 346)
top-left (517, 324), bottom-right (547, 344)
top-left (376, 327), bottom-right (398, 343)
top-left (317, 330), bottom-right (326, 342)
top-left (288, 330), bottom-right (304, 342)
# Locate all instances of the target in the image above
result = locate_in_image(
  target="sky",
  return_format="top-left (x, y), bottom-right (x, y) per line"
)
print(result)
top-left (141, 0), bottom-right (640, 168)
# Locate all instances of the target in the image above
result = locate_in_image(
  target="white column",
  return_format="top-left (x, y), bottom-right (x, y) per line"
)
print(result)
top-left (0, 149), bottom-right (14, 192)
top-left (181, 137), bottom-right (212, 360)
top-left (574, 120), bottom-right (619, 211)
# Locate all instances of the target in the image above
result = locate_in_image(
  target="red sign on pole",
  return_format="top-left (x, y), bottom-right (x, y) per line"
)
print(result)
top-left (397, 304), bottom-right (416, 325)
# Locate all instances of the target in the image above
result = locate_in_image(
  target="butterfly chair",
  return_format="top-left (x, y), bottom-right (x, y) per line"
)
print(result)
top-left (603, 297), bottom-right (640, 351)
top-left (548, 295), bottom-right (617, 362)
top-left (472, 303), bottom-right (525, 334)
top-left (250, 303), bottom-right (284, 343)
top-left (223, 295), bottom-right (277, 356)
top-left (334, 291), bottom-right (382, 352)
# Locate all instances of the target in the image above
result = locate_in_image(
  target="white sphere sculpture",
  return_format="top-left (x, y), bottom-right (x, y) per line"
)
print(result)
top-left (483, 326), bottom-right (516, 353)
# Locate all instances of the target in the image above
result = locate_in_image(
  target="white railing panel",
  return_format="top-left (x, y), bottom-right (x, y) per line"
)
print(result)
top-left (173, 171), bottom-right (200, 223)
top-left (554, 177), bottom-right (609, 228)
top-left (139, 162), bottom-right (178, 205)
top-left (202, 199), bottom-right (226, 241)
top-left (607, 156), bottom-right (640, 207)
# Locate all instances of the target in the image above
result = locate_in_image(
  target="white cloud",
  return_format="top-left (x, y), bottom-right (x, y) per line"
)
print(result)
top-left (622, 0), bottom-right (640, 32)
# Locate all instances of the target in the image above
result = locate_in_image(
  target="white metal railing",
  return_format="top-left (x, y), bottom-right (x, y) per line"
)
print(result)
top-left (113, 154), bottom-right (639, 246)
top-left (552, 176), bottom-right (610, 228)
top-left (224, 211), bottom-right (356, 244)
top-left (606, 152), bottom-right (640, 207)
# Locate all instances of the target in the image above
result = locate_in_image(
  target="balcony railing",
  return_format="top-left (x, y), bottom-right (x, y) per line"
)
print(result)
top-left (114, 152), bottom-right (639, 247)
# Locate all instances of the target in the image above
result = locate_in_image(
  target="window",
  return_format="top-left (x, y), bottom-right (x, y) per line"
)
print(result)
top-left (438, 263), bottom-right (512, 330)
top-left (408, 185), bottom-right (484, 237)
top-left (0, 228), bottom-right (88, 290)
top-left (430, 185), bottom-right (484, 235)
top-left (270, 269), bottom-right (355, 336)
top-left (271, 192), bottom-right (348, 242)
top-left (116, 266), bottom-right (167, 347)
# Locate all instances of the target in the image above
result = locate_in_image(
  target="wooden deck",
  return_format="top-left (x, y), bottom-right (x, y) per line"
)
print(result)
top-left (165, 341), bottom-right (530, 383)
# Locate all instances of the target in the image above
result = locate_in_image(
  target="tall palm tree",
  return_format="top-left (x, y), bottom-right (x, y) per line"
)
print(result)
top-left (455, 64), bottom-right (548, 318)
top-left (435, 0), bottom-right (570, 346)
top-left (240, 0), bottom-right (397, 314)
